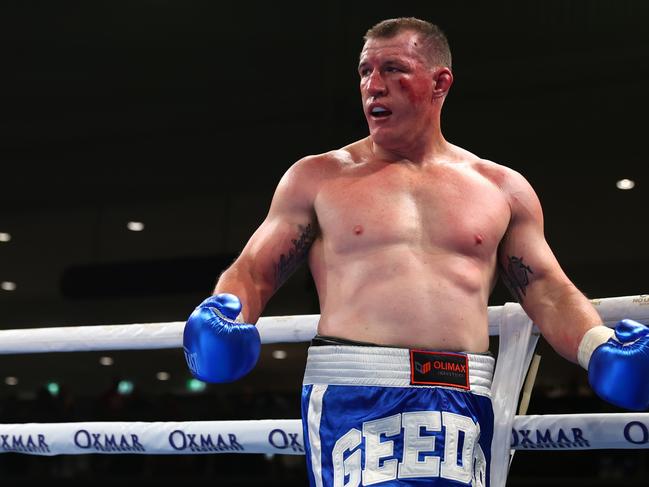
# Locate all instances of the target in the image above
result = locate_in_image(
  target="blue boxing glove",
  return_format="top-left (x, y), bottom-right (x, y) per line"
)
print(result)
top-left (578, 319), bottom-right (649, 410)
top-left (183, 293), bottom-right (261, 383)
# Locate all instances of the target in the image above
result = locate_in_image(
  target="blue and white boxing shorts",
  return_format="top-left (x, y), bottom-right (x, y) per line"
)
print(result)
top-left (301, 336), bottom-right (495, 487)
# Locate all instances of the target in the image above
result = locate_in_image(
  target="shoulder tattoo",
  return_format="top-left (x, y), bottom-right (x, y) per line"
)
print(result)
top-left (274, 223), bottom-right (316, 289)
top-left (500, 255), bottom-right (534, 302)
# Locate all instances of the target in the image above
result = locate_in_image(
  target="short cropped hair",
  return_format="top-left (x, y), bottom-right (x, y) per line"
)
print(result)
top-left (364, 17), bottom-right (452, 69)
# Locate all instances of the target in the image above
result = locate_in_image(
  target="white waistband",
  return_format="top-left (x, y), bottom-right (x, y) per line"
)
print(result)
top-left (303, 344), bottom-right (494, 397)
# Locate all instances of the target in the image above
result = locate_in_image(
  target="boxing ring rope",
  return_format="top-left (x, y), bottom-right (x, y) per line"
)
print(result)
top-left (0, 414), bottom-right (648, 456)
top-left (0, 295), bottom-right (648, 460)
top-left (0, 295), bottom-right (647, 354)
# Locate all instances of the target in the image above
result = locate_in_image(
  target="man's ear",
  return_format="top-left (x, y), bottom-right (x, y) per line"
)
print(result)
top-left (432, 68), bottom-right (453, 99)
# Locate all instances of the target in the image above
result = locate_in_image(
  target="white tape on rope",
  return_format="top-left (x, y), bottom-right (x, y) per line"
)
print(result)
top-left (0, 295), bottom-right (647, 354)
top-left (512, 413), bottom-right (649, 450)
top-left (0, 420), bottom-right (304, 456)
top-left (0, 414), bottom-right (647, 456)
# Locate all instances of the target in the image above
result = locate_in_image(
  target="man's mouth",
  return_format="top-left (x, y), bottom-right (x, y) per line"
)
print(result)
top-left (370, 107), bottom-right (392, 118)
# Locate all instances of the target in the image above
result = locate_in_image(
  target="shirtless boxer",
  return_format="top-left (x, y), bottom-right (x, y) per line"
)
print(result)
top-left (183, 17), bottom-right (649, 487)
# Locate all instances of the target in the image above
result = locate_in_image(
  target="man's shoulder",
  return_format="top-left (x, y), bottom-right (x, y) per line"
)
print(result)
top-left (289, 139), bottom-right (368, 176)
top-left (448, 146), bottom-right (538, 209)
top-left (450, 145), bottom-right (527, 188)
top-left (449, 146), bottom-right (507, 183)
top-left (472, 158), bottom-right (516, 183)
top-left (465, 156), bottom-right (540, 219)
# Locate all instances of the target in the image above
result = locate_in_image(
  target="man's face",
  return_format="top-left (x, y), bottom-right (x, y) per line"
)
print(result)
top-left (358, 31), bottom-right (436, 150)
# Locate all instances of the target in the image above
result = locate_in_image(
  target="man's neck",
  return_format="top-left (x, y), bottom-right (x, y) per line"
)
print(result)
top-left (370, 132), bottom-right (450, 165)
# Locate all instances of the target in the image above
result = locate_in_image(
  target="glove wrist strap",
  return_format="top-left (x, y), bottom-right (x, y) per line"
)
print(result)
top-left (578, 325), bottom-right (615, 369)
top-left (212, 307), bottom-right (245, 324)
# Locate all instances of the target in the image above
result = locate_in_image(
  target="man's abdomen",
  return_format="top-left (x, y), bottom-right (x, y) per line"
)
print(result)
top-left (314, 249), bottom-right (493, 352)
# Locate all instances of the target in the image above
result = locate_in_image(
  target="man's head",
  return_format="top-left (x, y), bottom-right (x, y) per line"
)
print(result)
top-left (359, 18), bottom-right (453, 156)
top-left (364, 17), bottom-right (452, 70)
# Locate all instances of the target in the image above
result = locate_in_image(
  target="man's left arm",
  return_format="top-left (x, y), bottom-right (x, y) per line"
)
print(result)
top-left (497, 169), bottom-right (598, 362)
top-left (498, 169), bottom-right (649, 410)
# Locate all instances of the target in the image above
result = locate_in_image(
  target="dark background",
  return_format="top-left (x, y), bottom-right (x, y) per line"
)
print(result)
top-left (0, 0), bottom-right (648, 485)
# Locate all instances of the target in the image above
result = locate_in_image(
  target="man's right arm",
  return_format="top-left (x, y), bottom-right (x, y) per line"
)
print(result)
top-left (183, 156), bottom-right (321, 382)
top-left (214, 156), bottom-right (320, 322)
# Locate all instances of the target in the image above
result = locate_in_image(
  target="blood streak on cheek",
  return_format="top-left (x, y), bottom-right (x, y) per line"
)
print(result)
top-left (399, 78), bottom-right (426, 104)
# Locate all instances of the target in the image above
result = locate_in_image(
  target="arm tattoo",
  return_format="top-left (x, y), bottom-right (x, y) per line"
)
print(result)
top-left (500, 255), bottom-right (534, 302)
top-left (274, 223), bottom-right (316, 289)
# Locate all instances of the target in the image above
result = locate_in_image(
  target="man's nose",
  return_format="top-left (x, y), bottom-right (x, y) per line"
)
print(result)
top-left (366, 70), bottom-right (387, 97)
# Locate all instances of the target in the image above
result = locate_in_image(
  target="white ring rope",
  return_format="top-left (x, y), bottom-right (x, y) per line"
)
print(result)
top-left (0, 414), bottom-right (647, 456)
top-left (0, 295), bottom-right (647, 354)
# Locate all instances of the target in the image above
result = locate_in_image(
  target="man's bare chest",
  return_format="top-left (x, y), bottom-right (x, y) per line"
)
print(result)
top-left (314, 164), bottom-right (511, 258)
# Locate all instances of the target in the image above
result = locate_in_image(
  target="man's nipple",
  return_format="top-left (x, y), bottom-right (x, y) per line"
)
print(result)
top-left (475, 234), bottom-right (484, 245)
top-left (353, 225), bottom-right (364, 235)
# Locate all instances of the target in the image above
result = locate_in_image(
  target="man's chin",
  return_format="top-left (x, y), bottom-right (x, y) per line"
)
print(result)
top-left (369, 130), bottom-right (401, 150)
